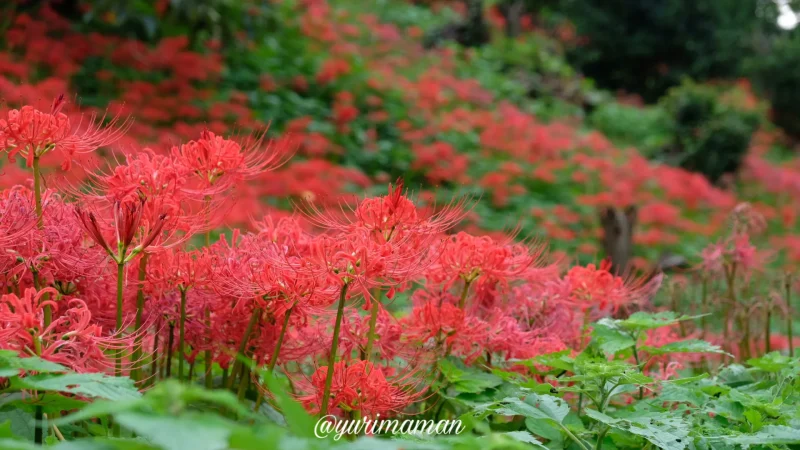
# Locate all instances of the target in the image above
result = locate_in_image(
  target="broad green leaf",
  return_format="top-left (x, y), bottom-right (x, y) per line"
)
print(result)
top-left (12, 373), bottom-right (140, 401)
top-left (659, 384), bottom-right (707, 406)
top-left (718, 364), bottom-right (755, 387)
top-left (525, 418), bottom-right (563, 445)
top-left (641, 339), bottom-right (731, 356)
top-left (0, 410), bottom-right (34, 442)
top-left (584, 409), bottom-right (690, 450)
top-left (438, 359), bottom-right (503, 394)
top-left (0, 439), bottom-right (38, 450)
top-left (616, 312), bottom-right (704, 332)
top-left (591, 320), bottom-right (635, 356)
top-left (525, 394), bottom-right (569, 424)
top-left (500, 431), bottom-right (547, 448)
top-left (156, 381), bottom-right (260, 421)
top-left (53, 439), bottom-right (159, 449)
top-left (0, 420), bottom-right (12, 438)
top-left (743, 409), bottom-right (763, 432)
top-left (516, 350), bottom-right (575, 373)
top-left (746, 352), bottom-right (800, 373)
top-left (53, 399), bottom-right (143, 426)
top-left (493, 395), bottom-right (569, 425)
top-left (662, 373), bottom-right (709, 385)
top-left (719, 425), bottom-right (800, 445)
top-left (114, 411), bottom-right (233, 450)
top-left (0, 352), bottom-right (68, 375)
top-left (261, 371), bottom-right (320, 440)
top-left (494, 397), bottom-right (550, 420)
top-left (489, 369), bottom-right (557, 394)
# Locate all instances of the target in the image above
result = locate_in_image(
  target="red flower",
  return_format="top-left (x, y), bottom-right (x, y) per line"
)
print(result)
top-left (298, 360), bottom-right (425, 418)
top-left (0, 96), bottom-right (128, 170)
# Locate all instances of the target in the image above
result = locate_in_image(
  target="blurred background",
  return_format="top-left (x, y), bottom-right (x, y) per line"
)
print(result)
top-left (2, 0), bottom-right (800, 272)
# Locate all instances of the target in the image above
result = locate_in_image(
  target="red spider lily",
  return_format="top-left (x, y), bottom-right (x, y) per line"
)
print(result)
top-left (427, 231), bottom-right (556, 299)
top-left (0, 187), bottom-right (108, 294)
top-left (0, 95), bottom-right (129, 170)
top-left (297, 360), bottom-right (426, 418)
top-left (146, 248), bottom-right (214, 295)
top-left (302, 232), bottom-right (425, 307)
top-left (0, 186), bottom-right (37, 275)
top-left (74, 193), bottom-right (177, 264)
top-left (301, 179), bottom-right (467, 242)
top-left (0, 288), bottom-right (135, 373)
top-left (402, 294), bottom-right (492, 363)
top-left (564, 260), bottom-right (662, 313)
top-left (69, 150), bottom-right (215, 236)
top-left (172, 129), bottom-right (292, 195)
top-left (339, 306), bottom-right (405, 361)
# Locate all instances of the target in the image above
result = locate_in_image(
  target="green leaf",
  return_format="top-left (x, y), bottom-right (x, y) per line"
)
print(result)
top-left (260, 371), bottom-right (320, 440)
top-left (584, 409), bottom-right (690, 450)
top-left (114, 411), bottom-right (233, 450)
top-left (53, 399), bottom-right (143, 426)
top-left (526, 394), bottom-right (569, 424)
top-left (662, 373), bottom-right (709, 385)
top-left (500, 431), bottom-right (547, 448)
top-left (743, 409), bottom-right (763, 432)
top-left (591, 320), bottom-right (635, 356)
top-left (720, 425), bottom-right (800, 445)
top-left (0, 352), bottom-right (68, 376)
top-left (0, 410), bottom-right (34, 442)
top-left (12, 373), bottom-right (141, 401)
top-left (53, 439), bottom-right (159, 449)
top-left (0, 439), bottom-right (38, 450)
top-left (489, 369), bottom-right (557, 394)
top-left (525, 418), bottom-right (563, 445)
top-left (616, 312), bottom-right (704, 332)
top-left (746, 352), bottom-right (800, 373)
top-left (0, 420), bottom-right (12, 438)
top-left (641, 339), bottom-right (731, 356)
top-left (438, 359), bottom-right (503, 394)
top-left (515, 350), bottom-right (575, 374)
top-left (493, 395), bottom-right (569, 425)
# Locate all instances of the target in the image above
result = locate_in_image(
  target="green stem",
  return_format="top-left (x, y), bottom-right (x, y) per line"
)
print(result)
top-left (268, 306), bottom-right (293, 372)
top-left (724, 263), bottom-right (737, 359)
top-left (236, 364), bottom-right (250, 402)
top-left (632, 335), bottom-right (644, 400)
top-left (787, 274), bottom-right (794, 357)
top-left (581, 308), bottom-right (592, 349)
top-left (765, 300), bottom-right (771, 354)
top-left (320, 283), bottom-right (349, 416)
top-left (178, 288), bottom-right (187, 382)
top-left (166, 323), bottom-right (174, 378)
top-left (32, 330), bottom-right (44, 445)
top-left (34, 406), bottom-right (43, 445)
top-left (32, 271), bottom-right (51, 329)
top-left (115, 262), bottom-right (125, 376)
top-left (205, 307), bottom-right (213, 389)
top-left (561, 423), bottom-right (590, 450)
top-left (363, 291), bottom-right (381, 362)
top-left (700, 276), bottom-right (708, 339)
top-left (133, 254), bottom-right (149, 382)
top-left (32, 156), bottom-right (43, 229)
top-left (226, 307), bottom-right (261, 391)
top-left (150, 321), bottom-right (160, 384)
top-left (457, 280), bottom-right (471, 310)
top-left (595, 426), bottom-right (609, 450)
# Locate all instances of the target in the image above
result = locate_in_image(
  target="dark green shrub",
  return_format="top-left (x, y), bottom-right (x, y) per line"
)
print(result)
top-left (658, 81), bottom-right (762, 184)
top-left (559, 0), bottom-right (763, 101)
top-left (746, 30), bottom-right (800, 137)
